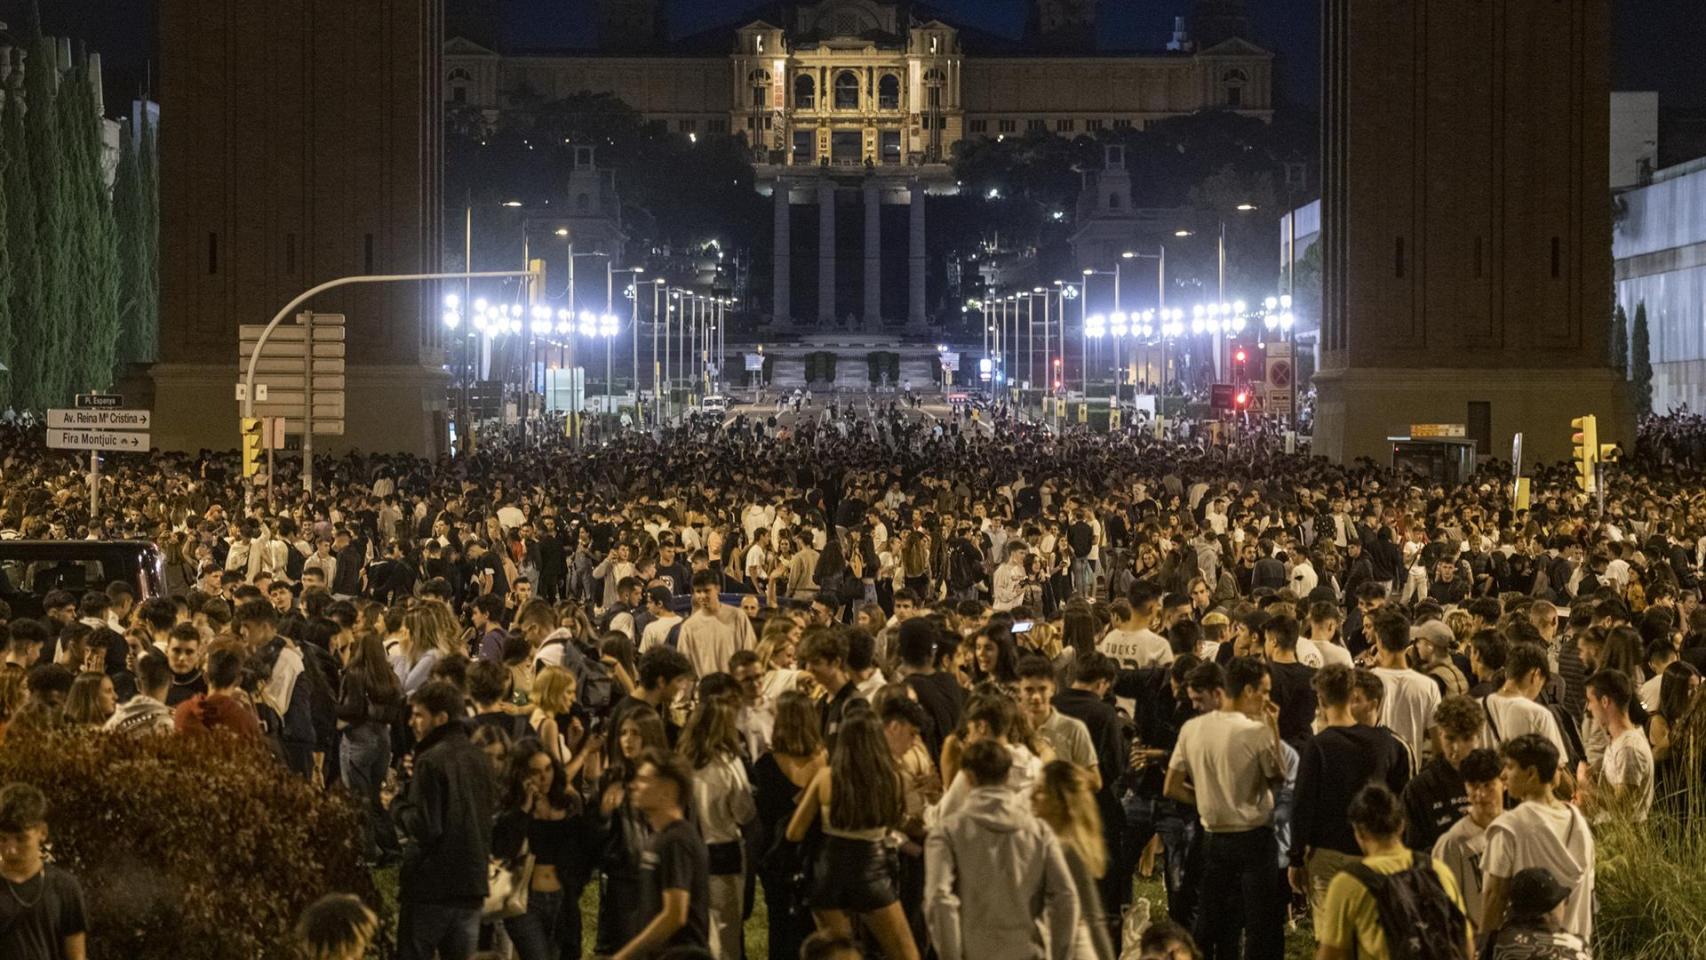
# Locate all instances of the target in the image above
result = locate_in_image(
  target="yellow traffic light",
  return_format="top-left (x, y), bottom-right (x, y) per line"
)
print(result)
top-left (240, 417), bottom-right (263, 477)
top-left (1599, 443), bottom-right (1620, 464)
top-left (528, 258), bottom-right (546, 306)
top-left (1570, 414), bottom-right (1598, 494)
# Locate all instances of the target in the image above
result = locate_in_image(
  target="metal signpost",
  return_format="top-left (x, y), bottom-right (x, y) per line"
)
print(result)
top-left (47, 394), bottom-right (152, 517)
top-left (238, 268), bottom-right (542, 512)
top-left (239, 312), bottom-right (346, 495)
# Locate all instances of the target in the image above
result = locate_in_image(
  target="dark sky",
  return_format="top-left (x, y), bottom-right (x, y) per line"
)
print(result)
top-left (7, 0), bottom-right (1706, 126)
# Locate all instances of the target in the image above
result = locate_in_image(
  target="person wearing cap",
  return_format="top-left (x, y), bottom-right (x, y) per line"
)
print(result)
top-left (1485, 868), bottom-right (1590, 960)
top-left (1411, 618), bottom-right (1468, 697)
top-left (1480, 734), bottom-right (1596, 946)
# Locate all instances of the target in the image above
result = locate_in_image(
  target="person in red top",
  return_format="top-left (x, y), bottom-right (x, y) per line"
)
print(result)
top-left (173, 643), bottom-right (262, 740)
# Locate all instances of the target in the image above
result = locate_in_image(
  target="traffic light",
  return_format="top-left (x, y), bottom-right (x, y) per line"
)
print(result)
top-left (1234, 389), bottom-right (1249, 410)
top-left (240, 417), bottom-right (263, 478)
top-left (1570, 414), bottom-right (1598, 494)
top-left (1234, 348), bottom-right (1248, 365)
top-left (1599, 443), bottom-right (1620, 465)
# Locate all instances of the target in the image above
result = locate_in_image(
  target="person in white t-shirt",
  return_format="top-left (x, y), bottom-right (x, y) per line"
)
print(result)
top-left (638, 586), bottom-right (683, 652)
top-left (1480, 641), bottom-right (1568, 759)
top-left (1432, 747), bottom-right (1506, 928)
top-left (1098, 595), bottom-right (1173, 670)
top-left (1164, 657), bottom-right (1287, 960)
top-left (1584, 668), bottom-right (1654, 822)
top-left (1481, 734), bottom-right (1596, 946)
top-left (1368, 610), bottom-right (1441, 772)
top-left (1295, 600), bottom-right (1354, 670)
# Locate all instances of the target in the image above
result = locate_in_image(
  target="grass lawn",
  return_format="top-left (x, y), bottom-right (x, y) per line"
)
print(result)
top-left (377, 867), bottom-right (1317, 959)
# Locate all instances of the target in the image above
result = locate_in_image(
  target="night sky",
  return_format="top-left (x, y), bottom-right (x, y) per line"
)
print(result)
top-left (7, 0), bottom-right (1706, 136)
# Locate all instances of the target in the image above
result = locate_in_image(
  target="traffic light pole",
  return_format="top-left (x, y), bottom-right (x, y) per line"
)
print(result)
top-left (241, 268), bottom-right (539, 513)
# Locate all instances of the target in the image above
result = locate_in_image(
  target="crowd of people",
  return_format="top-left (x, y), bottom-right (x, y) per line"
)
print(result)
top-left (0, 402), bottom-right (1702, 960)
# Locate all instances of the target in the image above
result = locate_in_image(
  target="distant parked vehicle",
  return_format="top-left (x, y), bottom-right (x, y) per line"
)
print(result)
top-left (0, 540), bottom-right (166, 619)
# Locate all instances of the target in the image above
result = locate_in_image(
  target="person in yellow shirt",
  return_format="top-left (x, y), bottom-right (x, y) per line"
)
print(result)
top-left (1316, 783), bottom-right (1475, 960)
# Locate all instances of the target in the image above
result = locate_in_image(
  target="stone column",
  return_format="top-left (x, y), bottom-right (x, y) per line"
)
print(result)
top-left (773, 181), bottom-right (790, 324)
top-left (818, 179), bottom-right (836, 323)
top-left (908, 178), bottom-right (926, 328)
top-left (863, 180), bottom-right (882, 329)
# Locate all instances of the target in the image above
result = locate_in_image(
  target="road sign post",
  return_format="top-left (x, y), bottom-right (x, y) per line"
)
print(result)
top-left (47, 395), bottom-right (150, 517)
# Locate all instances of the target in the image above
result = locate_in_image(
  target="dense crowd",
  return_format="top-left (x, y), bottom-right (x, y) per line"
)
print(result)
top-left (2, 402), bottom-right (1704, 960)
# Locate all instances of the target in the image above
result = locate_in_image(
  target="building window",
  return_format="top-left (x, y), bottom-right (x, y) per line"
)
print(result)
top-left (678, 118), bottom-right (697, 133)
top-left (1056, 118), bottom-right (1074, 132)
top-left (834, 71), bottom-right (860, 110)
top-left (969, 119), bottom-right (988, 133)
top-left (998, 119), bottom-right (1017, 133)
top-left (754, 35), bottom-right (765, 54)
top-left (878, 74), bottom-right (900, 110)
top-left (708, 117), bottom-right (728, 134)
top-left (881, 130), bottom-right (901, 163)
top-left (1085, 118), bottom-right (1103, 131)
top-left (793, 130), bottom-right (815, 164)
top-left (1108, 192), bottom-right (1123, 210)
top-left (1027, 118), bottom-right (1046, 131)
top-left (448, 67), bottom-right (473, 103)
top-left (1221, 69), bottom-right (1249, 108)
top-left (794, 74), bottom-right (815, 110)
top-left (208, 233), bottom-right (218, 274)
top-left (1112, 118), bottom-right (1132, 129)
top-left (749, 70), bottom-right (772, 109)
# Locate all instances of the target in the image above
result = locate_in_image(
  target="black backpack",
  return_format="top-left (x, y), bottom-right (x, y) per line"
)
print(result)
top-left (1342, 858), bottom-right (1470, 960)
top-left (572, 641), bottom-right (618, 717)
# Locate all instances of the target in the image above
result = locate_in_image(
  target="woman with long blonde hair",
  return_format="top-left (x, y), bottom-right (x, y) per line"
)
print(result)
top-left (680, 698), bottom-right (758, 959)
top-left (1033, 760), bottom-right (1115, 960)
top-left (397, 602), bottom-right (456, 694)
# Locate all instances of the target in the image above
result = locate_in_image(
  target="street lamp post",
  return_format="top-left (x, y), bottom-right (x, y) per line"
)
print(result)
top-left (651, 279), bottom-right (665, 425)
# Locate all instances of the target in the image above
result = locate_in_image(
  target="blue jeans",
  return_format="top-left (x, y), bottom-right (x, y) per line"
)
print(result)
top-left (398, 900), bottom-right (481, 960)
top-left (1072, 558), bottom-right (1095, 597)
top-left (340, 723), bottom-right (397, 860)
top-left (505, 888), bottom-right (573, 960)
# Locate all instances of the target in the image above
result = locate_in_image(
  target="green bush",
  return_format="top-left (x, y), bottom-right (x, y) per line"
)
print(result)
top-left (0, 729), bottom-right (384, 960)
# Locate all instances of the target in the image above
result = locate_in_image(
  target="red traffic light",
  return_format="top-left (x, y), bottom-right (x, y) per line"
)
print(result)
top-left (1234, 349), bottom-right (1248, 364)
top-left (1234, 390), bottom-right (1249, 407)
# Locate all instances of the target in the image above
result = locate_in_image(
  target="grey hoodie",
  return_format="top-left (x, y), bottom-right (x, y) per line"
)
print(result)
top-left (925, 785), bottom-right (1079, 960)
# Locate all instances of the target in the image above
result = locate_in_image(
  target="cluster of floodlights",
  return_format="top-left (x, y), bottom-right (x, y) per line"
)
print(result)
top-left (440, 294), bottom-right (620, 339)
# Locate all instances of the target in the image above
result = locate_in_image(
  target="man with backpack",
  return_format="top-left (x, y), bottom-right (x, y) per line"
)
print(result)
top-left (1479, 643), bottom-right (1569, 760)
top-left (1315, 783), bottom-right (1474, 960)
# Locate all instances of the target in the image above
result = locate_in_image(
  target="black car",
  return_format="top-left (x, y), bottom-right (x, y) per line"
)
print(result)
top-left (0, 540), bottom-right (167, 620)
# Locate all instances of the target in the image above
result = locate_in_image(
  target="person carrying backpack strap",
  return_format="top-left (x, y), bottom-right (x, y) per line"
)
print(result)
top-left (1315, 783), bottom-right (1474, 960)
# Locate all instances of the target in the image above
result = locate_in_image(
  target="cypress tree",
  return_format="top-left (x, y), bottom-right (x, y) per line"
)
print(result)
top-left (0, 63), bottom-right (13, 411)
top-left (29, 38), bottom-right (77, 406)
top-left (113, 113), bottom-right (144, 370)
top-left (1611, 303), bottom-right (1629, 378)
top-left (61, 58), bottom-right (121, 392)
top-left (1632, 301), bottom-right (1653, 418)
top-left (137, 103), bottom-right (159, 362)
top-left (12, 39), bottom-right (63, 410)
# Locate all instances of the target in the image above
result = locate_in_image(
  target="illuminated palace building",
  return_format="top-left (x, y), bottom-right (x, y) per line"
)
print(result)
top-left (444, 0), bottom-right (1273, 325)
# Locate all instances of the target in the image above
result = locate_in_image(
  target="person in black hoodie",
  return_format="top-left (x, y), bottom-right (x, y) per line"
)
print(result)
top-left (1053, 651), bottom-right (1130, 944)
top-left (394, 680), bottom-right (497, 960)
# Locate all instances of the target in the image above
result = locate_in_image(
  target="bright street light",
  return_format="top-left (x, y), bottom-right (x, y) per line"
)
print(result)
top-left (1235, 203), bottom-right (1258, 212)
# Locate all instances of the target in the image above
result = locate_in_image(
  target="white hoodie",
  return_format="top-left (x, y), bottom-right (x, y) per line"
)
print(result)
top-left (1483, 801), bottom-right (1595, 943)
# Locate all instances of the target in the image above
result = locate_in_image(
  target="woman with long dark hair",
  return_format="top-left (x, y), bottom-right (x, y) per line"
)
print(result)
top-left (592, 703), bottom-right (670, 954)
top-left (493, 739), bottom-right (585, 960)
top-left (753, 691), bottom-right (827, 960)
top-left (680, 698), bottom-right (758, 959)
top-left (786, 709), bottom-right (919, 960)
top-left (970, 625), bottom-right (1021, 688)
top-left (336, 628), bottom-right (403, 863)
